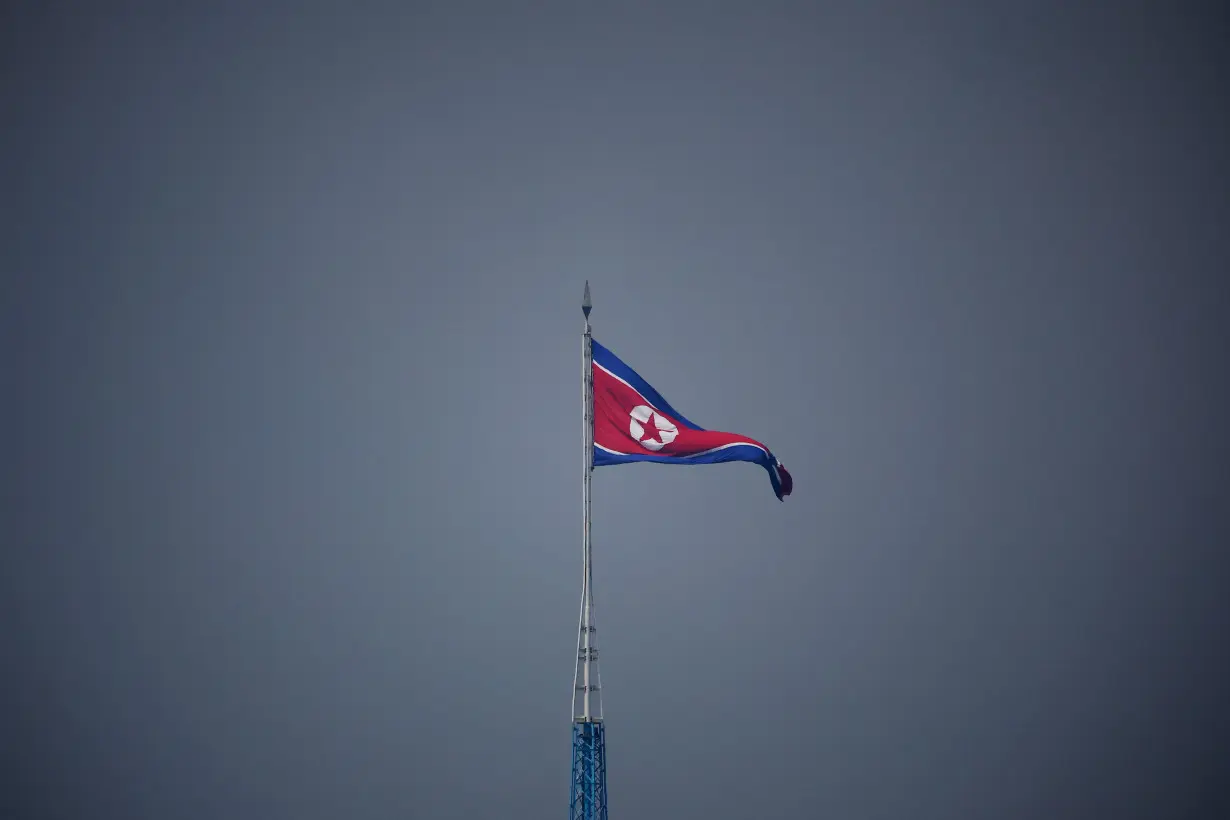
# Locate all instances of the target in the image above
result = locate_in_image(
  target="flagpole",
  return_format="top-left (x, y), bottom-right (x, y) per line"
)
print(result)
top-left (569, 282), bottom-right (608, 820)
top-left (581, 282), bottom-right (592, 720)
top-left (574, 281), bottom-right (600, 723)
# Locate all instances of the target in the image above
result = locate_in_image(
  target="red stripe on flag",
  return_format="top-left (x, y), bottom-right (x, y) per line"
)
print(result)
top-left (592, 364), bottom-right (769, 458)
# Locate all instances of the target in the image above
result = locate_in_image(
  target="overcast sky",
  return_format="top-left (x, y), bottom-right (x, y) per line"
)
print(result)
top-left (5, 2), bottom-right (1229, 818)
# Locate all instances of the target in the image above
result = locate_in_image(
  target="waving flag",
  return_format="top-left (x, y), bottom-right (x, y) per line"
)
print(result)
top-left (590, 339), bottom-right (793, 501)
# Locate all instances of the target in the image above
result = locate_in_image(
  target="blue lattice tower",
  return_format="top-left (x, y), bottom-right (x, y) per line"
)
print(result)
top-left (570, 282), bottom-right (608, 819)
top-left (570, 720), bottom-right (607, 820)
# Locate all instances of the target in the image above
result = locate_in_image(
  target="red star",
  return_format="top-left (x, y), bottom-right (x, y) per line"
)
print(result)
top-left (637, 412), bottom-right (659, 446)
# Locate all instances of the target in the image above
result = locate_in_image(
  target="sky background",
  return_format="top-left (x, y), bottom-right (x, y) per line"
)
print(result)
top-left (5, 2), bottom-right (1229, 818)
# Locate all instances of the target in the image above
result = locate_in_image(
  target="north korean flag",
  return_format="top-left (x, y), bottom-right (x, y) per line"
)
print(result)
top-left (591, 339), bottom-right (793, 501)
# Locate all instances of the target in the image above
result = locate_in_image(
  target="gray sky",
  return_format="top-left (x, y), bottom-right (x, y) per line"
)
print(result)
top-left (5, 2), bottom-right (1229, 818)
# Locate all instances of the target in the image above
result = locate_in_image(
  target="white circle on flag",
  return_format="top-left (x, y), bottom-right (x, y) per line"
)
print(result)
top-left (629, 405), bottom-right (678, 451)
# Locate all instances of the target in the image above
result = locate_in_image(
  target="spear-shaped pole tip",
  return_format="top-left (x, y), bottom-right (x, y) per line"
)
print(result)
top-left (582, 281), bottom-right (592, 319)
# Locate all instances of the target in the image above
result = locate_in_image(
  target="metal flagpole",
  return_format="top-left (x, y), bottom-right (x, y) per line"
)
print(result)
top-left (570, 281), bottom-right (607, 820)
top-left (574, 280), bottom-right (601, 722)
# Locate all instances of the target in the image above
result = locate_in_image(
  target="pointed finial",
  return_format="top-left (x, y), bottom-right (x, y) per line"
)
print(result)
top-left (582, 281), bottom-right (592, 319)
